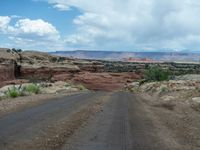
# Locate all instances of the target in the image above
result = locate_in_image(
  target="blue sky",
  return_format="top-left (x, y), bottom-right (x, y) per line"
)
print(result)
top-left (0, 0), bottom-right (82, 51)
top-left (0, 0), bottom-right (200, 52)
top-left (0, 0), bottom-right (79, 35)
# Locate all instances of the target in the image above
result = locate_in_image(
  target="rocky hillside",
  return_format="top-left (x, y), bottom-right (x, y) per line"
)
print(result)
top-left (0, 49), bottom-right (78, 81)
top-left (127, 74), bottom-right (200, 112)
top-left (0, 49), bottom-right (140, 90)
top-left (1, 48), bottom-right (200, 91)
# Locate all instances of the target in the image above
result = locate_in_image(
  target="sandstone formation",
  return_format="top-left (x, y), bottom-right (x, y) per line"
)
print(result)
top-left (1, 48), bottom-right (200, 91)
top-left (0, 48), bottom-right (20, 83)
top-left (0, 61), bottom-right (15, 82)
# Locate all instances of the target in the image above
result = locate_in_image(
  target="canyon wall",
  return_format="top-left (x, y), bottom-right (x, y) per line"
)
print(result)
top-left (0, 61), bottom-right (15, 82)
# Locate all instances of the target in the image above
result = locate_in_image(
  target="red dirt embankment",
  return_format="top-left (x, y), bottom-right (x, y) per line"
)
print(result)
top-left (73, 72), bottom-right (141, 91)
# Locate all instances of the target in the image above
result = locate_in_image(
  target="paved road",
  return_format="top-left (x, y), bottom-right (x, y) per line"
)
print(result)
top-left (0, 91), bottom-right (177, 150)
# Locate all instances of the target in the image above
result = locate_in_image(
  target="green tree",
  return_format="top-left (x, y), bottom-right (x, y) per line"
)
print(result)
top-left (144, 66), bottom-right (170, 81)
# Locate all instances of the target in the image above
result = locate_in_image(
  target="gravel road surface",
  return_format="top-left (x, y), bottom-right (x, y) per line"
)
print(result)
top-left (0, 91), bottom-right (182, 150)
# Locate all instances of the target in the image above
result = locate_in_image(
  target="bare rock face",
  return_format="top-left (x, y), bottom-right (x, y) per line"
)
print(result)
top-left (20, 64), bottom-right (80, 80)
top-left (51, 73), bottom-right (73, 82)
top-left (18, 51), bottom-right (81, 80)
top-left (175, 74), bottom-right (200, 81)
top-left (0, 49), bottom-right (19, 87)
top-left (0, 61), bottom-right (15, 83)
top-left (0, 49), bottom-right (82, 84)
top-left (73, 60), bottom-right (104, 72)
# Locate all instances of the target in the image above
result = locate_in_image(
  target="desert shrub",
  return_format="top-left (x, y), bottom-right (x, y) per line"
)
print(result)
top-left (144, 66), bottom-right (170, 82)
top-left (24, 84), bottom-right (40, 94)
top-left (76, 84), bottom-right (86, 91)
top-left (5, 86), bottom-right (22, 98)
top-left (57, 57), bottom-right (66, 62)
top-left (11, 48), bottom-right (22, 53)
top-left (6, 49), bottom-right (11, 53)
top-left (139, 79), bottom-right (147, 86)
top-left (50, 57), bottom-right (57, 63)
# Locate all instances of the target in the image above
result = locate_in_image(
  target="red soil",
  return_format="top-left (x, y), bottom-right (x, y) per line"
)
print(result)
top-left (73, 72), bottom-right (141, 91)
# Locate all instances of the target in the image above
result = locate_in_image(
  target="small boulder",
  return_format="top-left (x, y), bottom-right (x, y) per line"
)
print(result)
top-left (192, 97), bottom-right (200, 103)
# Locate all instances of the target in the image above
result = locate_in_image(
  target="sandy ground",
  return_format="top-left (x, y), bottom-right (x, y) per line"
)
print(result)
top-left (139, 93), bottom-right (200, 150)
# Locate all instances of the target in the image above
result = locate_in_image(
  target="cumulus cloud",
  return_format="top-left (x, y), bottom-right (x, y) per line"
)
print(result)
top-left (0, 16), bottom-right (61, 50)
top-left (0, 16), bottom-right (13, 33)
top-left (46, 0), bottom-right (200, 51)
top-left (14, 19), bottom-right (60, 40)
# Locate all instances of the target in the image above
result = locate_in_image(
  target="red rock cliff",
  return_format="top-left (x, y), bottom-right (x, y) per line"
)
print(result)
top-left (0, 61), bottom-right (15, 82)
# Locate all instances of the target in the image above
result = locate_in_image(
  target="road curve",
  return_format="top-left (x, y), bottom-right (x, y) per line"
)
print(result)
top-left (0, 91), bottom-right (179, 150)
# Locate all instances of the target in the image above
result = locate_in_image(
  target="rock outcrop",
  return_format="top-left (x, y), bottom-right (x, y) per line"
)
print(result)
top-left (0, 61), bottom-right (15, 82)
top-left (0, 50), bottom-right (81, 82)
top-left (1, 48), bottom-right (200, 91)
top-left (20, 64), bottom-right (80, 80)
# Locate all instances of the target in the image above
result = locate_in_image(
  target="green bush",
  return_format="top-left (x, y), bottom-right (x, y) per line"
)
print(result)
top-left (50, 57), bottom-right (57, 63)
top-left (144, 66), bottom-right (170, 82)
top-left (24, 84), bottom-right (40, 94)
top-left (5, 86), bottom-right (21, 98)
top-left (4, 84), bottom-right (41, 98)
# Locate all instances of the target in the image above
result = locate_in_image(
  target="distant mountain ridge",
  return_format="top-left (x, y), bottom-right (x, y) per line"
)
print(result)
top-left (50, 50), bottom-right (200, 63)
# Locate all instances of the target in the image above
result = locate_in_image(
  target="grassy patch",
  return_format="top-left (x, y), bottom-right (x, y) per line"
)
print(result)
top-left (23, 84), bottom-right (40, 94)
top-left (4, 84), bottom-right (41, 99)
top-left (5, 86), bottom-right (22, 98)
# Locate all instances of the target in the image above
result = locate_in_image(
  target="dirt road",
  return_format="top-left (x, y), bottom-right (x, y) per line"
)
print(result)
top-left (0, 91), bottom-right (184, 150)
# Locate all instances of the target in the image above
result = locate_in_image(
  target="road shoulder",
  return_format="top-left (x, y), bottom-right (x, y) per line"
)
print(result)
top-left (0, 91), bottom-right (85, 117)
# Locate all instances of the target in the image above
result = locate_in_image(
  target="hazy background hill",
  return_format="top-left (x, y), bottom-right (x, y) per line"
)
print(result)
top-left (51, 50), bottom-right (200, 63)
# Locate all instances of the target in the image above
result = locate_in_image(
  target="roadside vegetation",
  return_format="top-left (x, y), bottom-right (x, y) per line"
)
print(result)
top-left (138, 66), bottom-right (170, 86)
top-left (5, 86), bottom-right (23, 98)
top-left (4, 84), bottom-right (41, 98)
top-left (144, 66), bottom-right (170, 82)
top-left (23, 84), bottom-right (40, 94)
top-left (1, 82), bottom-right (87, 99)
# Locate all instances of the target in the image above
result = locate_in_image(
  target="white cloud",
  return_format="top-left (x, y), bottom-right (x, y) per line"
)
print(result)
top-left (0, 16), bottom-right (11, 33)
top-left (47, 0), bottom-right (70, 11)
top-left (53, 3), bottom-right (70, 11)
top-left (0, 16), bottom-right (62, 50)
top-left (15, 19), bottom-right (60, 40)
top-left (45, 0), bottom-right (200, 51)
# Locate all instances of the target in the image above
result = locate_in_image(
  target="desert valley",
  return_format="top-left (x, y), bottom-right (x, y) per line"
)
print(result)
top-left (0, 48), bottom-right (200, 149)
